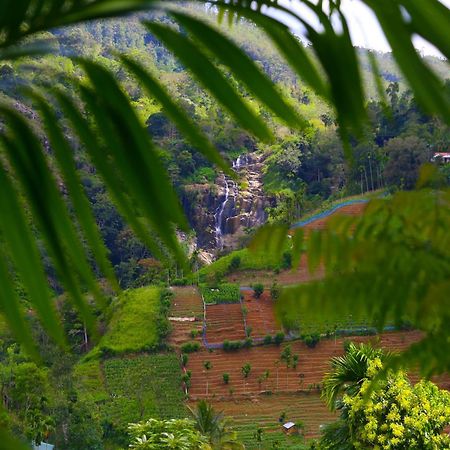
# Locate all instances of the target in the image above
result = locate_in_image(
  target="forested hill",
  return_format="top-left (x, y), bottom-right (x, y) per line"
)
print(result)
top-left (0, 7), bottom-right (448, 289)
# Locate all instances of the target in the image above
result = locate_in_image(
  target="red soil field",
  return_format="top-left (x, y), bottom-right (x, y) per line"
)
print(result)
top-left (168, 286), bottom-right (203, 347)
top-left (300, 202), bottom-right (366, 231)
top-left (205, 303), bottom-right (246, 344)
top-left (241, 291), bottom-right (282, 338)
top-left (186, 331), bottom-right (450, 399)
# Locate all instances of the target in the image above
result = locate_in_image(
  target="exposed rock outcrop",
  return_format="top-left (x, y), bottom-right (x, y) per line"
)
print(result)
top-left (181, 152), bottom-right (272, 258)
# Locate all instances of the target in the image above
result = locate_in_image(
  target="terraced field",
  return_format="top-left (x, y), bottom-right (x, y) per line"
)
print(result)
top-left (196, 391), bottom-right (336, 442)
top-left (186, 331), bottom-right (425, 399)
top-left (168, 286), bottom-right (203, 347)
top-left (205, 303), bottom-right (246, 344)
top-left (242, 290), bottom-right (281, 339)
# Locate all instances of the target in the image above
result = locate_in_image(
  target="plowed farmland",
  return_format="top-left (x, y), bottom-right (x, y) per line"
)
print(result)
top-left (241, 290), bottom-right (282, 339)
top-left (168, 286), bottom-right (203, 347)
top-left (186, 331), bottom-right (426, 399)
top-left (205, 303), bottom-right (246, 344)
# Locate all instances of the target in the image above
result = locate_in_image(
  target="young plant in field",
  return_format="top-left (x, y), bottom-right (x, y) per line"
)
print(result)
top-left (252, 283), bottom-right (264, 298)
top-left (222, 373), bottom-right (230, 385)
top-left (203, 361), bottom-right (212, 397)
top-left (181, 353), bottom-right (189, 367)
top-left (292, 354), bottom-right (299, 369)
top-left (270, 281), bottom-right (281, 300)
top-left (242, 363), bottom-right (252, 394)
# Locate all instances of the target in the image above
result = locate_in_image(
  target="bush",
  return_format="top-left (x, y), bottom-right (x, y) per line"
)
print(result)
top-left (223, 340), bottom-right (242, 351)
top-left (172, 278), bottom-right (188, 286)
top-left (252, 283), bottom-right (264, 298)
top-left (274, 332), bottom-right (285, 345)
top-left (281, 251), bottom-right (292, 269)
top-left (190, 329), bottom-right (199, 339)
top-left (303, 333), bottom-right (320, 348)
top-left (222, 373), bottom-right (230, 384)
top-left (228, 255), bottom-right (241, 271)
top-left (263, 335), bottom-right (273, 345)
top-left (243, 337), bottom-right (253, 348)
top-left (270, 281), bottom-right (281, 300)
top-left (180, 342), bottom-right (200, 353)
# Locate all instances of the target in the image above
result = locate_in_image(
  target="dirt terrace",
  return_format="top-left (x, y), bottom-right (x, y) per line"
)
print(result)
top-left (168, 286), bottom-right (203, 348)
top-left (205, 303), bottom-right (246, 344)
top-left (186, 331), bottom-right (430, 399)
top-left (242, 290), bottom-right (282, 339)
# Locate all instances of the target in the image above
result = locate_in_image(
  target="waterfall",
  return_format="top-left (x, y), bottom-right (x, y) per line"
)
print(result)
top-left (214, 155), bottom-right (247, 249)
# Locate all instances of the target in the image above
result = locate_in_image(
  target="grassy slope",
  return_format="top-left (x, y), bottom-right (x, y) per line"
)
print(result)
top-left (73, 285), bottom-right (185, 441)
top-left (98, 286), bottom-right (162, 355)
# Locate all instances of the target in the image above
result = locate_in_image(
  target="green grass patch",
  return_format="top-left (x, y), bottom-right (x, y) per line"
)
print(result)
top-left (200, 283), bottom-right (240, 304)
top-left (101, 354), bottom-right (185, 428)
top-left (235, 423), bottom-right (308, 449)
top-left (89, 286), bottom-right (169, 358)
top-left (73, 359), bottom-right (108, 403)
top-left (198, 248), bottom-right (282, 282)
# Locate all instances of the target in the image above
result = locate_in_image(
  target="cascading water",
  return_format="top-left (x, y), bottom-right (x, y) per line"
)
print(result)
top-left (214, 155), bottom-right (247, 249)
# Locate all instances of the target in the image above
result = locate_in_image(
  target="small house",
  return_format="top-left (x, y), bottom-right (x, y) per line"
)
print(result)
top-left (282, 421), bottom-right (297, 435)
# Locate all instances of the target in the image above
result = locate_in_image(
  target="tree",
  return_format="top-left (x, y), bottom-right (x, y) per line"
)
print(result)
top-left (322, 342), bottom-right (384, 410)
top-left (241, 363), bottom-right (251, 394)
top-left (128, 418), bottom-right (210, 449)
top-left (383, 136), bottom-right (430, 189)
top-left (188, 400), bottom-right (244, 449)
top-left (343, 363), bottom-right (450, 449)
top-left (318, 345), bottom-right (450, 449)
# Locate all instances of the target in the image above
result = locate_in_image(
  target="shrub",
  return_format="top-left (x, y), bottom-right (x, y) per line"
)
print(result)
top-left (228, 255), bottom-right (241, 271)
top-left (223, 340), bottom-right (242, 351)
top-left (263, 335), bottom-right (273, 345)
top-left (180, 342), bottom-right (200, 353)
top-left (274, 332), bottom-right (285, 345)
top-left (303, 333), bottom-right (320, 348)
top-left (241, 363), bottom-right (251, 378)
top-left (243, 337), bottom-right (253, 348)
top-left (222, 373), bottom-right (230, 384)
top-left (172, 278), bottom-right (188, 286)
top-left (252, 283), bottom-right (264, 298)
top-left (270, 281), bottom-right (281, 300)
top-left (190, 329), bottom-right (199, 339)
top-left (281, 251), bottom-right (292, 269)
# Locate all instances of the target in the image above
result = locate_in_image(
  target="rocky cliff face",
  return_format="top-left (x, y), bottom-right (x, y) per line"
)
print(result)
top-left (181, 152), bottom-right (271, 259)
